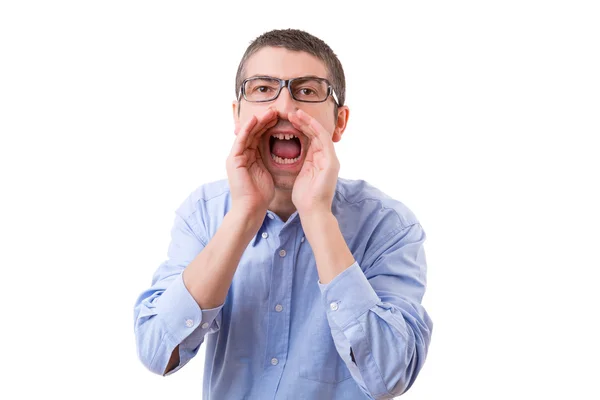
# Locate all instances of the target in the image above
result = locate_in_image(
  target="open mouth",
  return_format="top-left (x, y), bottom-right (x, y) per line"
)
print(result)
top-left (269, 133), bottom-right (302, 165)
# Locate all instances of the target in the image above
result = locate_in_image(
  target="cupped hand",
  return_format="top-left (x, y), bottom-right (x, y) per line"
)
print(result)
top-left (226, 108), bottom-right (278, 216)
top-left (288, 109), bottom-right (340, 217)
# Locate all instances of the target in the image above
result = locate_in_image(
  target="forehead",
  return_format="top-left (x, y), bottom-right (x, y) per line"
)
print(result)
top-left (244, 46), bottom-right (328, 80)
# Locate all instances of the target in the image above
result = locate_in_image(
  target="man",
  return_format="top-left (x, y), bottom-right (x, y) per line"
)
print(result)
top-left (134, 29), bottom-right (433, 399)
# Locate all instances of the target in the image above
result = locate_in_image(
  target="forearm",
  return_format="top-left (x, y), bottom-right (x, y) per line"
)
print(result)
top-left (134, 271), bottom-right (225, 375)
top-left (182, 208), bottom-right (263, 309)
top-left (315, 223), bottom-right (433, 397)
top-left (301, 212), bottom-right (356, 285)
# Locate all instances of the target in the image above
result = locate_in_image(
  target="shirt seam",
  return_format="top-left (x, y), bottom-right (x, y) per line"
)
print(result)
top-left (179, 188), bottom-right (230, 244)
top-left (364, 223), bottom-right (419, 266)
top-left (171, 212), bottom-right (206, 248)
top-left (201, 187), bottom-right (231, 203)
top-left (352, 317), bottom-right (393, 398)
top-left (335, 188), bottom-right (405, 228)
top-left (149, 322), bottom-right (170, 374)
top-left (337, 299), bottom-right (379, 330)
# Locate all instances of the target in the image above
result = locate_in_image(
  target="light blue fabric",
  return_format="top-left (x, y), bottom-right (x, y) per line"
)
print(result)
top-left (134, 177), bottom-right (433, 399)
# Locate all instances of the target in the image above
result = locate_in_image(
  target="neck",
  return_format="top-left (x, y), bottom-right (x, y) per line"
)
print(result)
top-left (268, 188), bottom-right (297, 222)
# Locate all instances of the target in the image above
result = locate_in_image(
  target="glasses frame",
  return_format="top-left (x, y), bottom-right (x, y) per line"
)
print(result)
top-left (238, 76), bottom-right (340, 106)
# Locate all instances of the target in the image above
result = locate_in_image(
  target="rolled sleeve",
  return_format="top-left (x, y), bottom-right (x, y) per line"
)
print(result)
top-left (317, 261), bottom-right (380, 329)
top-left (316, 223), bottom-right (433, 398)
top-left (160, 272), bottom-right (224, 375)
top-left (155, 272), bottom-right (209, 344)
top-left (134, 192), bottom-right (222, 375)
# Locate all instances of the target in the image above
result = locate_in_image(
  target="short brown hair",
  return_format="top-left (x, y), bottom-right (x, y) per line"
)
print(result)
top-left (235, 29), bottom-right (346, 107)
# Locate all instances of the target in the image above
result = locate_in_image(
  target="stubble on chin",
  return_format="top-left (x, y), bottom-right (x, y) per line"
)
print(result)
top-left (272, 174), bottom-right (297, 191)
top-left (260, 150), bottom-right (294, 190)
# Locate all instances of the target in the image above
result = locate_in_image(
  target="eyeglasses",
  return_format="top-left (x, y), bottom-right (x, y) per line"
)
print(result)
top-left (238, 76), bottom-right (339, 106)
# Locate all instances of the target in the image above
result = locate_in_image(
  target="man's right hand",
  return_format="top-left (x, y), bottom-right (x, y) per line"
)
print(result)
top-left (226, 108), bottom-right (278, 217)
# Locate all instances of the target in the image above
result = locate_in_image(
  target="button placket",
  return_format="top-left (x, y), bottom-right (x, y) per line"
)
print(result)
top-left (266, 230), bottom-right (293, 374)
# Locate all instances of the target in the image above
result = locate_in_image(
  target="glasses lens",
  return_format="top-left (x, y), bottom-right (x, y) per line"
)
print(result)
top-left (290, 78), bottom-right (329, 102)
top-left (244, 78), bottom-right (281, 101)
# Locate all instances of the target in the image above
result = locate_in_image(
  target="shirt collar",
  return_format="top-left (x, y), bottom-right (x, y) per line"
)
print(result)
top-left (250, 211), bottom-right (271, 247)
top-left (250, 210), bottom-right (303, 247)
top-left (248, 180), bottom-right (343, 246)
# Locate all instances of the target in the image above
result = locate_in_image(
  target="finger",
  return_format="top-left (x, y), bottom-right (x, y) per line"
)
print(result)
top-left (298, 109), bottom-right (332, 141)
top-left (231, 108), bottom-right (277, 156)
top-left (230, 115), bottom-right (257, 157)
top-left (288, 110), bottom-right (315, 140)
top-left (248, 120), bottom-right (277, 155)
top-left (288, 110), bottom-right (333, 152)
top-left (248, 114), bottom-right (278, 149)
top-left (243, 108), bottom-right (278, 150)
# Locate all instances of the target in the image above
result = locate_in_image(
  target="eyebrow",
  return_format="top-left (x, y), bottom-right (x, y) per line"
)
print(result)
top-left (246, 75), bottom-right (275, 80)
top-left (245, 74), bottom-right (326, 80)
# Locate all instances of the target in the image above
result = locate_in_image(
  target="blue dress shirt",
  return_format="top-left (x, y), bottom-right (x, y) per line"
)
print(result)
top-left (134, 177), bottom-right (433, 399)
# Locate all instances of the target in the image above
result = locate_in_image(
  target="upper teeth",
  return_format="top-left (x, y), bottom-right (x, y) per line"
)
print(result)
top-left (272, 133), bottom-right (297, 140)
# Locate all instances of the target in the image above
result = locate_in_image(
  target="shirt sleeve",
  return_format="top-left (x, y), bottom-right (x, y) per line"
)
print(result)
top-left (317, 223), bottom-right (433, 399)
top-left (133, 209), bottom-right (224, 376)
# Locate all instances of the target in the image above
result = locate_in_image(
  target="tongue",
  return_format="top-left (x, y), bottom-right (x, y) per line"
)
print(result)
top-left (272, 138), bottom-right (301, 159)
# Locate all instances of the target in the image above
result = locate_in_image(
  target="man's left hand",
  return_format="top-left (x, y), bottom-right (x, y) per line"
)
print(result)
top-left (288, 109), bottom-right (340, 218)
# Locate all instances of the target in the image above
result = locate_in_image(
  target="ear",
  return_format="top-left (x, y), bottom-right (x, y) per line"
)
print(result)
top-left (232, 101), bottom-right (240, 135)
top-left (332, 105), bottom-right (349, 143)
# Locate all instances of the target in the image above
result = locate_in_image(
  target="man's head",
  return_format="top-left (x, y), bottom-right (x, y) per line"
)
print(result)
top-left (232, 29), bottom-right (349, 191)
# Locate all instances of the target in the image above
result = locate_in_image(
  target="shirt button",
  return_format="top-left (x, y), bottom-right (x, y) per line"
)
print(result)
top-left (330, 302), bottom-right (339, 311)
top-left (301, 236), bottom-right (305, 242)
top-left (185, 319), bottom-right (194, 327)
top-left (271, 357), bottom-right (279, 365)
top-left (275, 304), bottom-right (283, 312)
top-left (201, 322), bottom-right (209, 329)
top-left (268, 213), bottom-right (274, 220)
top-left (279, 249), bottom-right (286, 257)
top-left (262, 232), bottom-right (268, 239)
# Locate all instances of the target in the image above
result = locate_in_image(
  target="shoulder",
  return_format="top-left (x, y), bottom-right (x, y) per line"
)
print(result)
top-left (175, 178), bottom-right (231, 217)
top-left (334, 177), bottom-right (420, 230)
top-left (174, 178), bottom-right (231, 237)
top-left (333, 178), bottom-right (425, 268)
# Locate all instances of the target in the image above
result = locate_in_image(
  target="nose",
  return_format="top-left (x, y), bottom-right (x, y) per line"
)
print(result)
top-left (272, 85), bottom-right (298, 119)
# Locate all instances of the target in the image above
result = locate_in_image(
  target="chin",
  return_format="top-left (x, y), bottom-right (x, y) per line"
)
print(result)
top-left (273, 176), bottom-right (297, 191)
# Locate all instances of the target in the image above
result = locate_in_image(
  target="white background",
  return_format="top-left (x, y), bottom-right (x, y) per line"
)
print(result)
top-left (1, 1), bottom-right (598, 399)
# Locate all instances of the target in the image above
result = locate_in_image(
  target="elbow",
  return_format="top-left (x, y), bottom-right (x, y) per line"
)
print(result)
top-left (375, 349), bottom-right (420, 399)
top-left (133, 301), bottom-right (170, 375)
top-left (134, 319), bottom-right (171, 376)
top-left (392, 312), bottom-right (433, 397)
top-left (385, 332), bottom-right (431, 398)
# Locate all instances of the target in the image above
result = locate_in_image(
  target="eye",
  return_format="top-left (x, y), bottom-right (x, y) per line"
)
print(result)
top-left (299, 88), bottom-right (315, 96)
top-left (255, 86), bottom-right (272, 93)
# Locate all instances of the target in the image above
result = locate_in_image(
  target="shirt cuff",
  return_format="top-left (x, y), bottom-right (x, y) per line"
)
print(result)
top-left (155, 272), bottom-right (224, 345)
top-left (317, 261), bottom-right (380, 329)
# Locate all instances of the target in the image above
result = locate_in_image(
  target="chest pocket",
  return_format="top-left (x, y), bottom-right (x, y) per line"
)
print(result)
top-left (298, 310), bottom-right (353, 384)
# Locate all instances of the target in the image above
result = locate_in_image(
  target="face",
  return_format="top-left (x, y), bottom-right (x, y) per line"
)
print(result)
top-left (233, 46), bottom-right (349, 191)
